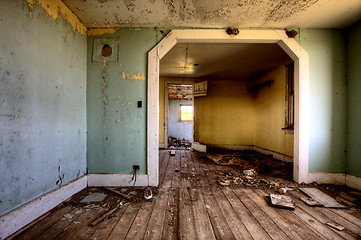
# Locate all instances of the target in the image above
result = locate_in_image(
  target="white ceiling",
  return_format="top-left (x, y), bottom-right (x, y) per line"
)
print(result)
top-left (160, 43), bottom-right (293, 80)
top-left (63, 0), bottom-right (361, 29)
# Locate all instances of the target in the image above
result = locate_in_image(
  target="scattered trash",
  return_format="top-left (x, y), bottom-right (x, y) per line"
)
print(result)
top-left (74, 221), bottom-right (81, 224)
top-left (129, 191), bottom-right (137, 195)
top-left (300, 198), bottom-right (323, 207)
top-left (269, 194), bottom-right (295, 210)
top-left (75, 210), bottom-right (83, 215)
top-left (205, 204), bottom-right (211, 209)
top-left (174, 168), bottom-right (180, 173)
top-left (325, 222), bottom-right (345, 231)
top-left (61, 217), bottom-right (66, 221)
top-left (64, 214), bottom-right (73, 219)
top-left (243, 169), bottom-right (256, 176)
top-left (168, 136), bottom-right (191, 148)
top-left (218, 180), bottom-right (231, 186)
top-left (299, 188), bottom-right (345, 208)
top-left (120, 188), bottom-right (128, 193)
top-left (91, 202), bottom-right (130, 226)
top-left (170, 150), bottom-right (176, 156)
top-left (259, 179), bottom-right (269, 184)
top-left (103, 187), bottom-right (131, 200)
top-left (144, 188), bottom-right (153, 200)
top-left (278, 188), bottom-right (287, 194)
top-left (80, 192), bottom-right (107, 203)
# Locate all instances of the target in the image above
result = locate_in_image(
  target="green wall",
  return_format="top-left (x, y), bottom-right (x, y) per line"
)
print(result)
top-left (297, 29), bottom-right (347, 173)
top-left (87, 28), bottom-right (161, 174)
top-left (346, 21), bottom-right (361, 178)
top-left (0, 1), bottom-right (87, 216)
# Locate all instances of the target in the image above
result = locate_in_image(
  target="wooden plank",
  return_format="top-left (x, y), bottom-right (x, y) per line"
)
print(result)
top-left (299, 188), bottom-right (345, 208)
top-left (269, 194), bottom-right (295, 210)
top-left (126, 200), bottom-right (155, 239)
top-left (289, 190), bottom-right (361, 238)
top-left (12, 206), bottom-right (73, 240)
top-left (159, 150), bottom-right (169, 186)
top-left (190, 151), bottom-right (236, 240)
top-left (233, 189), bottom-right (288, 239)
top-left (330, 208), bottom-right (361, 229)
top-left (258, 189), bottom-right (328, 240)
top-left (144, 150), bottom-right (174, 240)
top-left (89, 206), bottom-right (128, 240)
top-left (222, 188), bottom-right (271, 240)
top-left (178, 184), bottom-right (196, 239)
top-left (107, 204), bottom-right (141, 239)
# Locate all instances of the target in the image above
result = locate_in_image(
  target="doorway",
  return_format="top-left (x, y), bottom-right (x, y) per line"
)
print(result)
top-left (147, 29), bottom-right (310, 186)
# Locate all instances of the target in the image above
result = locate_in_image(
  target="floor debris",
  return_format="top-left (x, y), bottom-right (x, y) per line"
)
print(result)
top-left (300, 197), bottom-right (323, 207)
top-left (103, 187), bottom-right (131, 200)
top-left (269, 194), bottom-right (295, 210)
top-left (299, 188), bottom-right (345, 208)
top-left (80, 192), bottom-right (107, 203)
top-left (325, 222), bottom-right (345, 231)
top-left (91, 202), bottom-right (130, 226)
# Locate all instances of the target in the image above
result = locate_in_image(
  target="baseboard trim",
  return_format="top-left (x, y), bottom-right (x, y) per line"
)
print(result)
top-left (159, 143), bottom-right (166, 149)
top-left (306, 173), bottom-right (346, 185)
top-left (0, 176), bottom-right (87, 240)
top-left (87, 174), bottom-right (149, 187)
top-left (192, 142), bottom-right (207, 153)
top-left (201, 144), bottom-right (293, 162)
top-left (346, 174), bottom-right (361, 190)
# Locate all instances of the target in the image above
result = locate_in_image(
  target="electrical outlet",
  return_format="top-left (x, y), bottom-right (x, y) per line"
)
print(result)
top-left (133, 165), bottom-right (140, 171)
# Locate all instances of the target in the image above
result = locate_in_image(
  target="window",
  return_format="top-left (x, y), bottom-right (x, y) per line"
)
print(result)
top-left (284, 62), bottom-right (294, 134)
top-left (180, 105), bottom-right (193, 121)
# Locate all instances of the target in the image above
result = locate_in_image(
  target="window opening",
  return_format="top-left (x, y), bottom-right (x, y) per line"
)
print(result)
top-left (180, 105), bottom-right (193, 121)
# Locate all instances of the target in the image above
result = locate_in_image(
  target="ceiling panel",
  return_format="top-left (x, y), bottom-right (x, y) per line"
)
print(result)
top-left (160, 43), bottom-right (293, 81)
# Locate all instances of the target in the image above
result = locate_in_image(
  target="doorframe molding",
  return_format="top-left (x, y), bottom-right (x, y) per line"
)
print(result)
top-left (147, 29), bottom-right (310, 185)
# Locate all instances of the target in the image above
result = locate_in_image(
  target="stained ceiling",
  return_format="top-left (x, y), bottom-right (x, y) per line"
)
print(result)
top-left (160, 43), bottom-right (293, 80)
top-left (63, 0), bottom-right (361, 29)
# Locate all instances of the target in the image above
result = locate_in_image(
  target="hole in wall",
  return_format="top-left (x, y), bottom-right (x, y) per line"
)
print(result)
top-left (101, 44), bottom-right (113, 57)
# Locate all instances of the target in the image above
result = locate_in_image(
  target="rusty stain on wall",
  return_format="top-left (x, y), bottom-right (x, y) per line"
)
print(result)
top-left (25, 0), bottom-right (86, 35)
top-left (87, 28), bottom-right (120, 36)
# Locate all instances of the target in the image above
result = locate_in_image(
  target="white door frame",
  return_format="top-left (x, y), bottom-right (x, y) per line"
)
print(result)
top-left (147, 29), bottom-right (310, 186)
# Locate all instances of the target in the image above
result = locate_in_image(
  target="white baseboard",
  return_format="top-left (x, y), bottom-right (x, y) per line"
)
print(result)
top-left (87, 174), bottom-right (149, 187)
top-left (306, 172), bottom-right (346, 185)
top-left (206, 144), bottom-right (254, 151)
top-left (254, 146), bottom-right (293, 162)
top-left (0, 176), bottom-right (87, 240)
top-left (346, 174), bottom-right (361, 190)
top-left (192, 142), bottom-right (207, 153)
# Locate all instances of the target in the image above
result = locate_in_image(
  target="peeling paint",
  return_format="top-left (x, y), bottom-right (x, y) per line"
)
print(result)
top-left (129, 27), bottom-right (141, 31)
top-left (121, 71), bottom-right (145, 81)
top-left (26, 0), bottom-right (86, 35)
top-left (87, 28), bottom-right (120, 36)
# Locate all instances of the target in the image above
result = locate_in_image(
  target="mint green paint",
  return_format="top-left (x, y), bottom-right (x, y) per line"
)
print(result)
top-left (346, 21), bottom-right (361, 178)
top-left (298, 29), bottom-right (347, 173)
top-left (87, 28), bottom-right (159, 174)
top-left (0, 1), bottom-right (87, 216)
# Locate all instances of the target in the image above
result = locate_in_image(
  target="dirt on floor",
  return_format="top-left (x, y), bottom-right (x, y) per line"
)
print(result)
top-left (193, 148), bottom-right (361, 212)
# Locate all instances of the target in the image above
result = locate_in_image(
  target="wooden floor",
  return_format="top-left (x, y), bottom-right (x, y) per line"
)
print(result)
top-left (13, 150), bottom-right (361, 240)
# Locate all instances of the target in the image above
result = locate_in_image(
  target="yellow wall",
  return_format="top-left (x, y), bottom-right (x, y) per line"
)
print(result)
top-left (253, 66), bottom-right (294, 156)
top-left (195, 80), bottom-right (255, 145)
top-left (159, 66), bottom-right (293, 157)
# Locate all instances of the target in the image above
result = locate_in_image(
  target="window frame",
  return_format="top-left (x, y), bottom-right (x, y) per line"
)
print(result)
top-left (179, 104), bottom-right (193, 122)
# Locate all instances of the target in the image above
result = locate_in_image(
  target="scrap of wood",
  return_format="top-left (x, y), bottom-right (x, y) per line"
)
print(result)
top-left (299, 188), bottom-right (345, 208)
top-left (269, 194), bottom-right (295, 210)
top-left (325, 222), bottom-right (345, 231)
top-left (170, 150), bottom-right (176, 156)
top-left (300, 197), bottom-right (323, 207)
top-left (91, 202), bottom-right (130, 226)
top-left (103, 187), bottom-right (131, 200)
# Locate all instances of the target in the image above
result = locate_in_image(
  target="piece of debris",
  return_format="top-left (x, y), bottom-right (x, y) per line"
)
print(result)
top-left (259, 179), bottom-right (269, 185)
top-left (205, 204), bottom-right (211, 209)
top-left (278, 188), bottom-right (287, 194)
top-left (74, 221), bottom-right (81, 224)
top-left (64, 214), bottom-right (73, 219)
top-left (170, 150), bottom-right (176, 156)
top-left (129, 191), bottom-right (137, 195)
top-left (218, 180), bottom-right (231, 186)
top-left (269, 194), bottom-right (295, 210)
top-left (226, 27), bottom-right (239, 35)
top-left (299, 188), bottom-right (345, 208)
top-left (144, 188), bottom-right (153, 200)
top-left (270, 181), bottom-right (279, 188)
top-left (103, 187), bottom-right (131, 200)
top-left (301, 197), bottom-right (323, 207)
top-left (339, 191), bottom-right (356, 202)
top-left (336, 196), bottom-right (357, 207)
top-left (325, 222), bottom-right (345, 231)
top-left (174, 168), bottom-right (179, 173)
top-left (91, 202), bottom-right (130, 226)
top-left (121, 188), bottom-right (128, 193)
top-left (244, 169), bottom-right (256, 177)
top-left (75, 210), bottom-right (83, 215)
top-left (80, 192), bottom-right (107, 203)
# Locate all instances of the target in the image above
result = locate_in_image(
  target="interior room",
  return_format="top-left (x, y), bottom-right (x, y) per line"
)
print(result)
top-left (1, 0), bottom-right (361, 239)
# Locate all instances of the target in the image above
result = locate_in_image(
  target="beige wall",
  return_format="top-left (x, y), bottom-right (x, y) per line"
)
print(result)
top-left (253, 66), bottom-right (294, 156)
top-left (195, 80), bottom-right (255, 145)
top-left (159, 66), bottom-right (294, 157)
